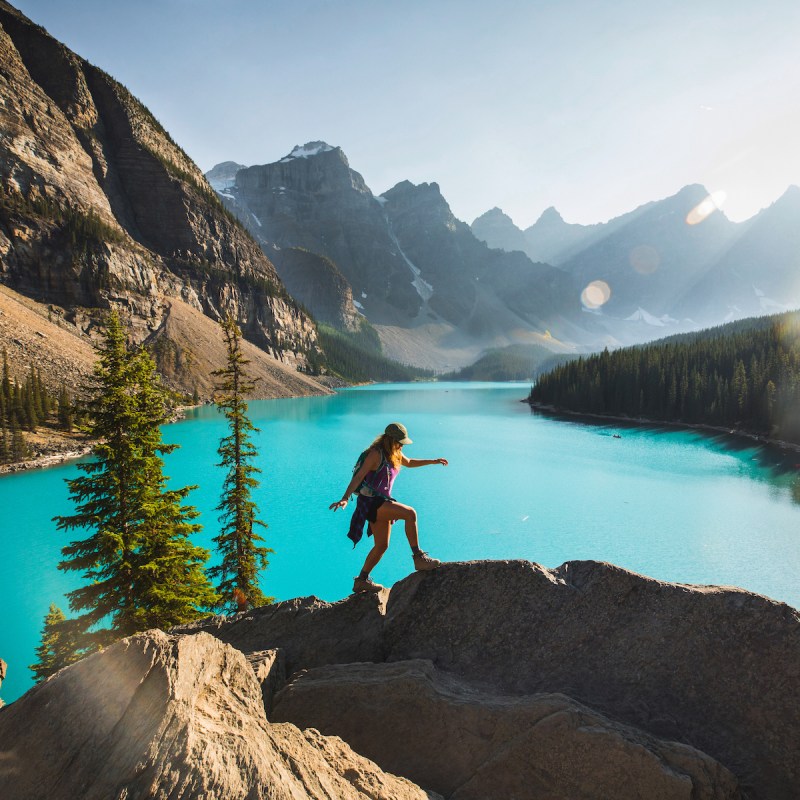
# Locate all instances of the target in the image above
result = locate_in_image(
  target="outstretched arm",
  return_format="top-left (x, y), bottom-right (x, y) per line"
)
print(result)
top-left (402, 455), bottom-right (448, 468)
top-left (329, 449), bottom-right (381, 511)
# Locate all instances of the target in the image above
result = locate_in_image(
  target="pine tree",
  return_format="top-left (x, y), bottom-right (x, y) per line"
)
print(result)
top-left (55, 311), bottom-right (217, 648)
top-left (29, 604), bottom-right (84, 682)
top-left (9, 413), bottom-right (27, 461)
top-left (211, 315), bottom-right (272, 611)
top-left (24, 383), bottom-right (38, 431)
top-left (1, 349), bottom-right (10, 410)
top-left (58, 383), bottom-right (74, 431)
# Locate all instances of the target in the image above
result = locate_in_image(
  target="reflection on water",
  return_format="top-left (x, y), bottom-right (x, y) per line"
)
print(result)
top-left (532, 407), bottom-right (800, 506)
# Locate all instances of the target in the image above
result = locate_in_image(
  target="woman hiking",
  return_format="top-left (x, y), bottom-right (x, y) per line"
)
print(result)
top-left (329, 422), bottom-right (448, 593)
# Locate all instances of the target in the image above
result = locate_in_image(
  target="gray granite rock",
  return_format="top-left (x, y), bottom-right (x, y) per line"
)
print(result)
top-left (272, 659), bottom-right (742, 800)
top-left (382, 560), bottom-right (800, 800)
top-left (172, 589), bottom-right (388, 677)
top-left (246, 647), bottom-right (285, 715)
top-left (0, 630), bottom-right (436, 800)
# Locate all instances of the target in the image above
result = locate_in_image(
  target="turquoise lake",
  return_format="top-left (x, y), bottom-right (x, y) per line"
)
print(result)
top-left (2, 381), bottom-right (799, 703)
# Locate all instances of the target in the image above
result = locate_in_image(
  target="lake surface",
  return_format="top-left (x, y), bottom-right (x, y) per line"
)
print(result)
top-left (2, 382), bottom-right (799, 703)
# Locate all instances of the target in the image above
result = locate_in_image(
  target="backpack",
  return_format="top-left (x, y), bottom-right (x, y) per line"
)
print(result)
top-left (352, 447), bottom-right (389, 498)
top-left (352, 447), bottom-right (372, 477)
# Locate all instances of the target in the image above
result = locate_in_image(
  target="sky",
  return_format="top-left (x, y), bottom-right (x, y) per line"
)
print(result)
top-left (12, 0), bottom-right (800, 227)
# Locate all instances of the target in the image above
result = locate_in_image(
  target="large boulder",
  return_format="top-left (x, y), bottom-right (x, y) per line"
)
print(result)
top-left (383, 560), bottom-right (800, 800)
top-left (272, 659), bottom-right (741, 799)
top-left (0, 630), bottom-right (437, 800)
top-left (166, 559), bottom-right (799, 799)
top-left (172, 591), bottom-right (387, 677)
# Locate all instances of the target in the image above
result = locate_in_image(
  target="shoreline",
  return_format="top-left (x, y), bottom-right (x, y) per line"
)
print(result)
top-left (0, 383), bottom-right (350, 476)
top-left (527, 400), bottom-right (800, 456)
top-left (0, 443), bottom-right (93, 475)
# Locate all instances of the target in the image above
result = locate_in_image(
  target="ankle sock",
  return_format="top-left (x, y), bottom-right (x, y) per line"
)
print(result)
top-left (411, 547), bottom-right (421, 556)
top-left (358, 571), bottom-right (369, 580)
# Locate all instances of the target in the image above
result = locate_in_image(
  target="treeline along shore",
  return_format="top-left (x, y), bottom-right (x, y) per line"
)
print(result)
top-left (528, 310), bottom-right (800, 446)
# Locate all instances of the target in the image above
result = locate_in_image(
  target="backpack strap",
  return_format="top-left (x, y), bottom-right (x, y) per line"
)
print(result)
top-left (358, 447), bottom-right (390, 499)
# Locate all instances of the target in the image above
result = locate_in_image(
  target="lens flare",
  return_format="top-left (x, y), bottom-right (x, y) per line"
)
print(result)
top-left (629, 244), bottom-right (660, 275)
top-left (581, 280), bottom-right (611, 309)
top-left (686, 191), bottom-right (727, 225)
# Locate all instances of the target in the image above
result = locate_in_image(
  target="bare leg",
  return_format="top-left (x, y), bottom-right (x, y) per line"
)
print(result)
top-left (374, 501), bottom-right (418, 549)
top-left (360, 518), bottom-right (391, 576)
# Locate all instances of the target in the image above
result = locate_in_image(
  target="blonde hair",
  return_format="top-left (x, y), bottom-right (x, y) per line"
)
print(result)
top-left (369, 433), bottom-right (403, 467)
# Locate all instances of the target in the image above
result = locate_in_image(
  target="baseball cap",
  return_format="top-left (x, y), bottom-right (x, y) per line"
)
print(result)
top-left (385, 422), bottom-right (412, 445)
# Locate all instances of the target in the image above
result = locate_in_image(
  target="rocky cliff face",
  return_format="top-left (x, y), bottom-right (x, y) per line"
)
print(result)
top-left (221, 143), bottom-right (421, 324)
top-left (381, 180), bottom-right (581, 336)
top-left (211, 147), bottom-right (589, 366)
top-left (270, 247), bottom-right (362, 332)
top-left (0, 2), bottom-right (324, 395)
top-left (170, 559), bottom-right (797, 800)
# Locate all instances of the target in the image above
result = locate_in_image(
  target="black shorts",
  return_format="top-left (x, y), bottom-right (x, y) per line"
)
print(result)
top-left (366, 496), bottom-right (388, 523)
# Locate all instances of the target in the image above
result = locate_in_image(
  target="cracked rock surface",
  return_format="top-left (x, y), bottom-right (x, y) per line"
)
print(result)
top-left (0, 630), bottom-right (438, 800)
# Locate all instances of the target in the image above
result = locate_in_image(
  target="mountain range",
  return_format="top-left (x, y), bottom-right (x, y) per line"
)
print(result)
top-left (208, 144), bottom-right (588, 370)
top-left (208, 147), bottom-right (800, 370)
top-left (2, 0), bottom-right (799, 388)
top-left (472, 185), bottom-right (800, 326)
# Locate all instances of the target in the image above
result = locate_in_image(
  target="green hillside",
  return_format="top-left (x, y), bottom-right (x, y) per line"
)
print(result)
top-left (441, 344), bottom-right (575, 382)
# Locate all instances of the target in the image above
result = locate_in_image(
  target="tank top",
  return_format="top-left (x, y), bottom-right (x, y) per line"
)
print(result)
top-left (359, 448), bottom-right (399, 499)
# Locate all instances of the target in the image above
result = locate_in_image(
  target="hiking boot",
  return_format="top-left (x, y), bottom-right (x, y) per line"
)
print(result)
top-left (353, 576), bottom-right (384, 594)
top-left (413, 551), bottom-right (441, 571)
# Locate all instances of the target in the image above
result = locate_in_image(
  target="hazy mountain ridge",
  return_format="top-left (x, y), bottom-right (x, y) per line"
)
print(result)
top-left (0, 1), bottom-right (325, 399)
top-left (472, 184), bottom-right (800, 328)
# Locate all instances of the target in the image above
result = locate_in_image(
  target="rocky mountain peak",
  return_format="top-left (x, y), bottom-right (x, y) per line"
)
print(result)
top-left (381, 180), bottom-right (450, 219)
top-left (472, 206), bottom-right (514, 225)
top-left (536, 205), bottom-right (564, 224)
top-left (471, 207), bottom-right (529, 255)
top-left (279, 141), bottom-right (341, 163)
top-left (206, 160), bottom-right (247, 191)
top-left (768, 183), bottom-right (800, 212)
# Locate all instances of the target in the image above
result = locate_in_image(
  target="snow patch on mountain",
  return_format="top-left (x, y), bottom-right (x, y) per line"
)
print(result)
top-left (386, 226), bottom-right (433, 301)
top-left (280, 142), bottom-right (334, 162)
top-left (625, 308), bottom-right (679, 326)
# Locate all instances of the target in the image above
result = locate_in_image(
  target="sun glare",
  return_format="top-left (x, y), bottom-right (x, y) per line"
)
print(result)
top-left (581, 280), bottom-right (611, 310)
top-left (686, 191), bottom-right (728, 226)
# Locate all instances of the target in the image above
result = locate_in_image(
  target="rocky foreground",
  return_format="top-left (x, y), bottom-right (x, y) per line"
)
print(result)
top-left (1, 560), bottom-right (798, 799)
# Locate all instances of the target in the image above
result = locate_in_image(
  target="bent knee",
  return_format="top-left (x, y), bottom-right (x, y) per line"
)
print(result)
top-left (402, 505), bottom-right (418, 522)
